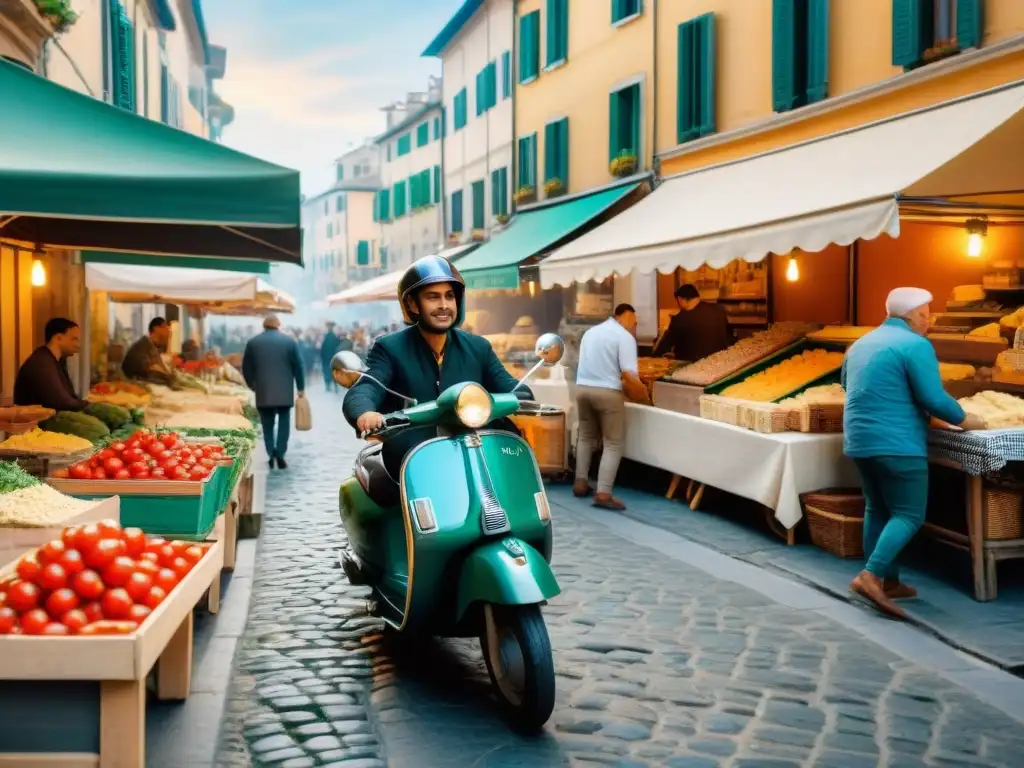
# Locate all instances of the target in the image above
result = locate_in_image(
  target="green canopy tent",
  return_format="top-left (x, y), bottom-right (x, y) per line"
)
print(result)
top-left (0, 58), bottom-right (301, 265)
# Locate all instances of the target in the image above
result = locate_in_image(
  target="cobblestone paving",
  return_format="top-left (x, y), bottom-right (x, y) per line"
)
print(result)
top-left (218, 387), bottom-right (1024, 767)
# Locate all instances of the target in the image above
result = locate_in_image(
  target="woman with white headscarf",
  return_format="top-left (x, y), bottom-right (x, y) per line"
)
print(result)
top-left (842, 287), bottom-right (986, 618)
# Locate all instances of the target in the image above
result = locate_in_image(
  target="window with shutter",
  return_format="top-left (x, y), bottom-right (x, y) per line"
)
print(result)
top-left (892, 0), bottom-right (979, 69)
top-left (498, 167), bottom-right (508, 215)
top-left (397, 134), bottom-right (412, 156)
top-left (609, 84), bottom-right (641, 161)
top-left (475, 70), bottom-right (484, 116)
top-left (393, 181), bottom-right (407, 218)
top-left (486, 61), bottom-right (498, 110)
top-left (676, 14), bottom-right (716, 143)
top-left (386, 143), bottom-right (392, 162)
top-left (544, 118), bottom-right (569, 192)
top-left (357, 241), bottom-right (370, 266)
top-left (546, 0), bottom-right (568, 66)
top-left (519, 11), bottom-right (540, 83)
top-left (110, 0), bottom-right (136, 112)
top-left (433, 165), bottom-right (442, 204)
top-left (501, 51), bottom-right (512, 99)
top-left (417, 122), bottom-right (429, 147)
top-left (772, 0), bottom-right (830, 112)
top-left (472, 181), bottom-right (485, 230)
top-left (454, 89), bottom-right (468, 130)
top-left (612, 0), bottom-right (642, 24)
top-left (451, 190), bottom-right (464, 234)
top-left (517, 133), bottom-right (537, 189)
top-left (433, 117), bottom-right (441, 140)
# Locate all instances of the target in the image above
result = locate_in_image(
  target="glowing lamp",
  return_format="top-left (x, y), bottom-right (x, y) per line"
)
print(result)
top-left (31, 259), bottom-right (46, 287)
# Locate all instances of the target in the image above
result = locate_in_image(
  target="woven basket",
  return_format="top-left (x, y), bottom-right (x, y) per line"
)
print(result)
top-left (984, 477), bottom-right (1023, 540)
top-left (800, 403), bottom-right (844, 433)
top-left (800, 488), bottom-right (865, 558)
top-left (749, 404), bottom-right (789, 434)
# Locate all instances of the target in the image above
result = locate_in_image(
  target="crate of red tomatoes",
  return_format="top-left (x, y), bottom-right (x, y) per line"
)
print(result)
top-left (47, 430), bottom-right (230, 539)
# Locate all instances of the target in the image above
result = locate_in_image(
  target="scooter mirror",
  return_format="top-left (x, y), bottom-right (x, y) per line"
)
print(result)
top-left (331, 351), bottom-right (367, 389)
top-left (535, 333), bottom-right (564, 366)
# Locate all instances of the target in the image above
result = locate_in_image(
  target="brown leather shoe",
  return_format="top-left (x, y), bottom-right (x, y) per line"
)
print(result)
top-left (573, 479), bottom-right (592, 498)
top-left (851, 571), bottom-right (906, 619)
top-left (593, 493), bottom-right (625, 511)
top-left (884, 580), bottom-right (918, 600)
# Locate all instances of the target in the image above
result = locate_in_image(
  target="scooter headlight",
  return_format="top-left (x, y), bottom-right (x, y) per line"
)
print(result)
top-left (455, 384), bottom-right (493, 428)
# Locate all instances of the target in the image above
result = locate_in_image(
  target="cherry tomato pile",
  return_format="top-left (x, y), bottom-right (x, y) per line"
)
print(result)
top-left (0, 519), bottom-right (208, 636)
top-left (53, 430), bottom-right (226, 482)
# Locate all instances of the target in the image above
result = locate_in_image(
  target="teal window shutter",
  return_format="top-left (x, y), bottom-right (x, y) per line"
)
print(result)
top-left (491, 169), bottom-right (500, 215)
top-left (417, 122), bottom-right (429, 147)
top-left (772, 0), bottom-right (802, 112)
top-left (433, 116), bottom-right (441, 140)
top-left (397, 133), bottom-right (411, 156)
top-left (892, 0), bottom-right (925, 68)
top-left (487, 61), bottom-right (498, 109)
top-left (475, 70), bottom-right (483, 115)
top-left (499, 167), bottom-right (508, 214)
top-left (557, 120), bottom-right (569, 184)
top-left (957, 0), bottom-right (983, 49)
top-left (356, 241), bottom-right (370, 266)
top-left (612, 0), bottom-right (641, 24)
top-left (610, 84), bottom-right (640, 158)
top-left (544, 119), bottom-right (569, 187)
top-left (110, 0), bottom-right (136, 112)
top-left (472, 180), bottom-right (485, 229)
top-left (519, 11), bottom-right (540, 82)
top-left (451, 190), bottom-right (464, 233)
top-left (546, 0), bottom-right (568, 65)
top-left (676, 20), bottom-right (696, 142)
top-left (454, 89), bottom-right (468, 129)
top-left (433, 165), bottom-right (441, 204)
top-left (806, 0), bottom-right (830, 104)
top-left (411, 174), bottom-right (419, 209)
top-left (608, 91), bottom-right (620, 161)
top-left (386, 143), bottom-right (392, 162)
top-left (501, 51), bottom-right (512, 98)
top-left (696, 15), bottom-right (716, 136)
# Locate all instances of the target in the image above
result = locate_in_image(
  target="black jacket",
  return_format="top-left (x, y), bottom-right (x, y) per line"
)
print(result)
top-left (14, 347), bottom-right (87, 412)
top-left (653, 302), bottom-right (732, 363)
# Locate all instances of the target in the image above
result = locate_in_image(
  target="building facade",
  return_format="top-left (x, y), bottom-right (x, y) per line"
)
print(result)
top-left (373, 78), bottom-right (445, 271)
top-left (424, 0), bottom-right (515, 244)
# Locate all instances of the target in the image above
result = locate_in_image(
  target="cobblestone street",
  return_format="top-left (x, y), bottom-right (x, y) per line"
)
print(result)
top-left (216, 388), bottom-right (1024, 767)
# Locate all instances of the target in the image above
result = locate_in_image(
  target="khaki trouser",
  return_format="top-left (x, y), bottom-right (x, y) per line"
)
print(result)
top-left (575, 385), bottom-right (626, 494)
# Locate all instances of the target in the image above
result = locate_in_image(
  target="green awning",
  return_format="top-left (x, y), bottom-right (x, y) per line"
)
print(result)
top-left (457, 183), bottom-right (639, 291)
top-left (0, 59), bottom-right (300, 265)
top-left (82, 252), bottom-right (270, 275)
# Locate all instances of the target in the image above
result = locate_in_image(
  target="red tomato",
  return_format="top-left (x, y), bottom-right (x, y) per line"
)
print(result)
top-left (189, 465), bottom-right (210, 481)
top-left (84, 539), bottom-right (124, 570)
top-left (199, 458), bottom-right (217, 469)
top-left (135, 560), bottom-right (160, 578)
top-left (62, 609), bottom-right (88, 634)
top-left (61, 526), bottom-right (80, 548)
top-left (103, 457), bottom-right (125, 474)
top-left (103, 556), bottom-right (137, 587)
top-left (170, 465), bottom-right (190, 481)
top-left (121, 528), bottom-right (146, 557)
top-left (79, 620), bottom-right (137, 635)
top-left (37, 563), bottom-right (68, 591)
top-left (125, 572), bottom-right (153, 602)
top-left (101, 588), bottom-right (133, 619)
top-left (16, 554), bottom-right (41, 583)
top-left (0, 606), bottom-right (17, 634)
top-left (122, 448), bottom-right (144, 464)
top-left (160, 433), bottom-right (179, 448)
top-left (183, 545), bottom-right (205, 564)
top-left (69, 463), bottom-right (91, 480)
top-left (74, 524), bottom-right (102, 552)
top-left (42, 622), bottom-right (70, 635)
top-left (51, 467), bottom-right (70, 479)
top-left (97, 448), bottom-right (116, 461)
top-left (139, 552), bottom-right (160, 565)
top-left (97, 519), bottom-right (122, 537)
top-left (114, 469), bottom-right (131, 480)
top-left (150, 467), bottom-right (166, 479)
top-left (82, 601), bottom-right (104, 623)
top-left (58, 549), bottom-right (85, 577)
top-left (128, 462), bottom-right (150, 479)
top-left (170, 557), bottom-right (192, 580)
top-left (37, 539), bottom-right (66, 565)
top-left (6, 580), bottom-right (40, 611)
top-left (71, 570), bottom-right (105, 601)
top-left (110, 442), bottom-right (126, 453)
top-left (91, 467), bottom-right (107, 480)
top-left (156, 450), bottom-right (174, 463)
top-left (143, 585), bottom-right (167, 609)
top-left (144, 536), bottom-right (166, 551)
top-left (170, 541), bottom-right (190, 555)
top-left (156, 545), bottom-right (177, 566)
top-left (45, 588), bottom-right (79, 617)
top-left (20, 609), bottom-right (50, 635)
top-left (128, 604), bottom-right (152, 623)
top-left (154, 568), bottom-right (178, 592)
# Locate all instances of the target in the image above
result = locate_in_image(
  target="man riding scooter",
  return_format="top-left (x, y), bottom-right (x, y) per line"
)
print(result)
top-left (342, 255), bottom-right (532, 476)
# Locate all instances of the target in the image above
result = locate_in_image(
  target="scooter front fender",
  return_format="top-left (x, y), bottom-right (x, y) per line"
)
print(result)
top-left (455, 538), bottom-right (560, 623)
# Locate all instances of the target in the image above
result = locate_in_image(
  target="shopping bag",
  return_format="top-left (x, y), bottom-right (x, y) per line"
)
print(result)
top-left (295, 393), bottom-right (312, 431)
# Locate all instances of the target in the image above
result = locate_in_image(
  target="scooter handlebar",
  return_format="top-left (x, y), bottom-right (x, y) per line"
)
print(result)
top-left (361, 414), bottom-right (411, 440)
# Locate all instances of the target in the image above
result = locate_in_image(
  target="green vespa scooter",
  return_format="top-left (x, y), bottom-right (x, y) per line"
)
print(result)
top-left (331, 334), bottom-right (565, 730)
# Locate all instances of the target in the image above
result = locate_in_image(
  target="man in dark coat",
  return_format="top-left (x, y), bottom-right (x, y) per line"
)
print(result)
top-left (14, 318), bottom-right (88, 411)
top-left (242, 315), bottom-right (306, 469)
top-left (342, 256), bottom-right (530, 480)
top-left (653, 283), bottom-right (732, 363)
top-left (122, 317), bottom-right (175, 384)
top-left (320, 323), bottom-right (343, 392)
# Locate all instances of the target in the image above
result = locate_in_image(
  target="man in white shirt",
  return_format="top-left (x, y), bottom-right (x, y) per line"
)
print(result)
top-left (574, 303), bottom-right (648, 510)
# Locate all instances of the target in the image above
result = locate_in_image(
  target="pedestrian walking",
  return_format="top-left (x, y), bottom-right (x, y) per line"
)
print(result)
top-left (242, 314), bottom-right (306, 470)
top-left (842, 287), bottom-right (986, 618)
top-left (320, 322), bottom-right (343, 392)
top-left (573, 303), bottom-right (650, 510)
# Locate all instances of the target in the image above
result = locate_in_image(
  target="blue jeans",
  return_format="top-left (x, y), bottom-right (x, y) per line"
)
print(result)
top-left (853, 456), bottom-right (929, 581)
top-left (259, 406), bottom-right (291, 460)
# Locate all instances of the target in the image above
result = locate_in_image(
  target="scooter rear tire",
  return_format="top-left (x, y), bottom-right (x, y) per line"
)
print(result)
top-left (481, 604), bottom-right (555, 731)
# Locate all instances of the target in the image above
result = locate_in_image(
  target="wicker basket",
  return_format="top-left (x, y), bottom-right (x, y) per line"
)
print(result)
top-left (800, 488), bottom-right (865, 558)
top-left (800, 403), bottom-right (844, 433)
top-left (510, 410), bottom-right (566, 475)
top-left (984, 477), bottom-right (1024, 541)
top-left (749, 404), bottom-right (789, 434)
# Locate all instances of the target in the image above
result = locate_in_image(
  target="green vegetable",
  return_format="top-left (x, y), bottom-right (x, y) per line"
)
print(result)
top-left (242, 404), bottom-right (259, 426)
top-left (130, 408), bottom-right (145, 426)
top-left (0, 460), bottom-right (40, 493)
top-left (40, 411), bottom-right (110, 442)
top-left (83, 402), bottom-right (131, 430)
top-left (178, 426), bottom-right (258, 441)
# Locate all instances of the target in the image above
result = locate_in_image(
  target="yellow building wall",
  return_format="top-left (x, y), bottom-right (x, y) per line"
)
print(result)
top-left (515, 0), bottom-right (654, 196)
top-left (346, 192), bottom-right (379, 268)
top-left (657, 0), bottom-right (1024, 175)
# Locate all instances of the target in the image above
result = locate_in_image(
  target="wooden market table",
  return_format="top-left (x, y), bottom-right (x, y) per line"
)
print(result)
top-left (0, 538), bottom-right (224, 767)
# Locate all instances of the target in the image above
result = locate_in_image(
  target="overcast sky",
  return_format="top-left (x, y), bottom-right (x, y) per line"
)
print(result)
top-left (202, 0), bottom-right (456, 195)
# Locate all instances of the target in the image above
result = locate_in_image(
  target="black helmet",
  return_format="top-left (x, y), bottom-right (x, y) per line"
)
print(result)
top-left (398, 255), bottom-right (466, 327)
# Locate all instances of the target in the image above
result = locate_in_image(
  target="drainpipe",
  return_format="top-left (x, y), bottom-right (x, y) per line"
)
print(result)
top-left (511, 0), bottom-right (518, 216)
top-left (650, 0), bottom-right (659, 186)
top-left (484, 5), bottom-right (492, 236)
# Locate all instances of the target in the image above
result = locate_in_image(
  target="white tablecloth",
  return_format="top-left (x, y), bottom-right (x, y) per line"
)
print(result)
top-left (623, 404), bottom-right (859, 529)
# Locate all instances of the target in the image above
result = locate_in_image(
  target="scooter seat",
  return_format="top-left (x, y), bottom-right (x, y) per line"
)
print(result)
top-left (354, 444), bottom-right (400, 508)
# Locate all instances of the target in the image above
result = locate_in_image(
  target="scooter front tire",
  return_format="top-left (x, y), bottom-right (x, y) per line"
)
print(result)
top-left (481, 604), bottom-right (555, 731)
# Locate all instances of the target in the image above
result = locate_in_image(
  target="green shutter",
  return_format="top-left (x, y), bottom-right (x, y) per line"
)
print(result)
top-left (892, 0), bottom-right (925, 68)
top-left (772, 0), bottom-right (800, 112)
top-left (356, 241), bottom-right (370, 266)
top-left (544, 122), bottom-right (556, 182)
top-left (488, 61), bottom-right (498, 108)
top-left (491, 169), bottom-right (499, 215)
top-left (520, 11), bottom-right (540, 82)
top-left (434, 165), bottom-right (441, 203)
top-left (500, 168), bottom-right (508, 214)
top-left (417, 122), bottom-right (429, 146)
top-left (696, 15), bottom-right (716, 136)
top-left (546, 0), bottom-right (567, 65)
top-left (451, 190), bottom-right (463, 233)
top-left (110, 0), bottom-right (135, 112)
top-left (475, 70), bottom-right (483, 115)
top-left (471, 180), bottom-right (485, 229)
top-left (677, 20), bottom-right (697, 142)
top-left (957, 0), bottom-right (983, 49)
top-left (806, 0), bottom-right (829, 104)
top-left (612, 0), bottom-right (642, 23)
top-left (609, 91), bottom-right (620, 160)
top-left (502, 51), bottom-right (512, 98)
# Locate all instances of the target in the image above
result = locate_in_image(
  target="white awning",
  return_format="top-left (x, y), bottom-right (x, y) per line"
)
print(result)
top-left (325, 242), bottom-right (480, 305)
top-left (541, 81), bottom-right (1024, 288)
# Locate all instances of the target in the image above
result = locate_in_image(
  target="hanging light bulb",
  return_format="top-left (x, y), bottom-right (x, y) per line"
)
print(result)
top-left (965, 218), bottom-right (987, 258)
top-left (31, 259), bottom-right (46, 287)
top-left (786, 256), bottom-right (799, 282)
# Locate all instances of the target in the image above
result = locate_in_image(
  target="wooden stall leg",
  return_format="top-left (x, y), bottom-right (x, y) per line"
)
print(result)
top-left (666, 475), bottom-right (682, 500)
top-left (100, 680), bottom-right (145, 768)
top-left (157, 611), bottom-right (194, 701)
top-left (764, 507), bottom-right (795, 545)
top-left (223, 501), bottom-right (239, 571)
top-left (206, 572), bottom-right (221, 614)
top-left (965, 475), bottom-right (994, 601)
top-left (689, 484), bottom-right (706, 511)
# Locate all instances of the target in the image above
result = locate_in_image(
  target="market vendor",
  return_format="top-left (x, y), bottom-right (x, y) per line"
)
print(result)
top-left (13, 318), bottom-right (88, 412)
top-left (121, 317), bottom-right (175, 385)
top-left (653, 284), bottom-right (731, 362)
top-left (843, 287), bottom-right (986, 619)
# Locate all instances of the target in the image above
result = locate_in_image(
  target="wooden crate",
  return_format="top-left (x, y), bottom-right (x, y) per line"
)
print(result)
top-left (0, 496), bottom-right (120, 571)
top-left (0, 538), bottom-right (224, 767)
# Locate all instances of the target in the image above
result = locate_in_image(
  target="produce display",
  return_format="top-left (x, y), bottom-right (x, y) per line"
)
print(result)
top-left (0, 462), bottom-right (90, 527)
top-left (958, 391), bottom-right (1024, 429)
top-left (83, 402), bottom-right (132, 431)
top-left (0, 519), bottom-right (209, 635)
top-left (720, 349), bottom-right (844, 402)
top-left (0, 428), bottom-right (93, 454)
top-left (999, 307), bottom-right (1024, 330)
top-left (670, 322), bottom-right (817, 386)
top-left (778, 383), bottom-right (846, 407)
top-left (144, 409), bottom-right (254, 431)
top-left (938, 363), bottom-right (977, 382)
top-left (88, 382), bottom-right (151, 408)
top-left (969, 323), bottom-right (1002, 338)
top-left (148, 385), bottom-right (246, 416)
top-left (52, 430), bottom-right (227, 482)
top-left (39, 411), bottom-right (110, 442)
top-left (806, 326), bottom-right (873, 343)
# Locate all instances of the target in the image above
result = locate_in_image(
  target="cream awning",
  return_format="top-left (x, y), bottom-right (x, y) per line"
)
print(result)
top-left (541, 81), bottom-right (1024, 288)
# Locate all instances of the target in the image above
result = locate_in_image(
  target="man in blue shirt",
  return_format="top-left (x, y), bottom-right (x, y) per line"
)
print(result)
top-left (842, 287), bottom-right (985, 618)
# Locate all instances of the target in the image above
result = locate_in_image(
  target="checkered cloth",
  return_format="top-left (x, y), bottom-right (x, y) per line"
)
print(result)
top-left (928, 428), bottom-right (1024, 475)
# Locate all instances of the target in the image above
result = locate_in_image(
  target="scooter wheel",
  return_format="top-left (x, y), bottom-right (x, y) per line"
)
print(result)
top-left (480, 604), bottom-right (555, 731)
